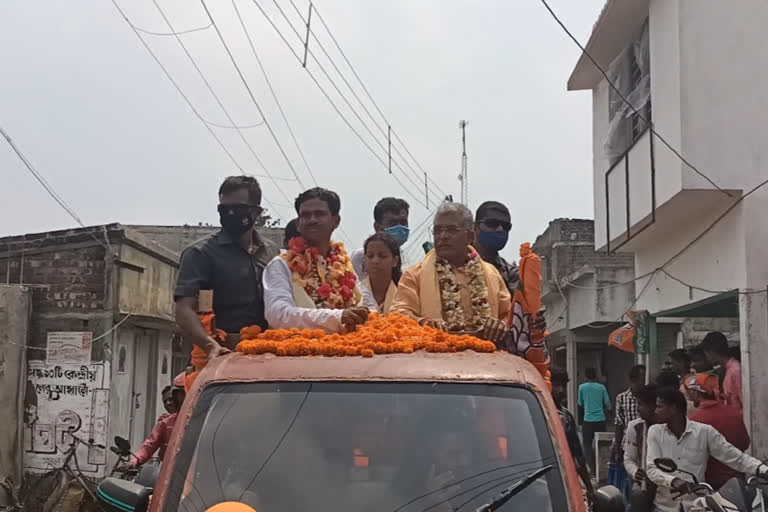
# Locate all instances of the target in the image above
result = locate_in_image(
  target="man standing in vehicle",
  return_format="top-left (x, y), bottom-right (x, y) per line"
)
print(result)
top-left (175, 176), bottom-right (279, 390)
top-left (350, 197), bottom-right (410, 281)
top-left (472, 201), bottom-right (518, 293)
top-left (264, 187), bottom-right (377, 332)
top-left (391, 202), bottom-right (510, 343)
top-left (646, 388), bottom-right (766, 512)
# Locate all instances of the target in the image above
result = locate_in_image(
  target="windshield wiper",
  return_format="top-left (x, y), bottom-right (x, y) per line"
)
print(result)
top-left (473, 465), bottom-right (553, 512)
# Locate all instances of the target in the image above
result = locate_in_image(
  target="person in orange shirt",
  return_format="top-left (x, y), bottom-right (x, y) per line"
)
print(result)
top-left (391, 202), bottom-right (510, 344)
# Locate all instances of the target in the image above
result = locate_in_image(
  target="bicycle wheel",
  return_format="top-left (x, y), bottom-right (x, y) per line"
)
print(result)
top-left (22, 471), bottom-right (62, 512)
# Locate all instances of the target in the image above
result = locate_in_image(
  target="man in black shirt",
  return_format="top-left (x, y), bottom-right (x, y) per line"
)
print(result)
top-left (175, 176), bottom-right (279, 360)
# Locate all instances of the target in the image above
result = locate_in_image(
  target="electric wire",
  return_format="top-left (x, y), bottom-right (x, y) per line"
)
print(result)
top-left (286, 0), bottom-right (446, 201)
top-left (200, 0), bottom-right (310, 191)
top-left (269, 0), bottom-right (428, 198)
top-left (304, 0), bottom-right (449, 199)
top-left (232, 0), bottom-right (319, 187)
top-left (539, 0), bottom-right (731, 196)
top-left (152, 0), bottom-right (297, 209)
top-left (109, 0), bottom-right (293, 221)
top-left (249, 0), bottom-right (430, 208)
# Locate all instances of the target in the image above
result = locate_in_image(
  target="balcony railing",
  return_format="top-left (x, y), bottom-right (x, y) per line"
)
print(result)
top-left (604, 126), bottom-right (657, 252)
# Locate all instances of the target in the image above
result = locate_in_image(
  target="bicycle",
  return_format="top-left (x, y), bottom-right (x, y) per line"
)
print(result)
top-left (1, 434), bottom-right (132, 512)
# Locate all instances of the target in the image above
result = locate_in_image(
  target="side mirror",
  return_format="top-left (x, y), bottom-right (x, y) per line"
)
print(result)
top-left (97, 478), bottom-right (149, 512)
top-left (114, 436), bottom-right (131, 455)
top-left (594, 485), bottom-right (626, 512)
top-left (654, 457), bottom-right (678, 473)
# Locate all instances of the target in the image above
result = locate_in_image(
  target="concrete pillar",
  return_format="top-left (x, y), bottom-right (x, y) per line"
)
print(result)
top-left (566, 334), bottom-right (578, 417)
top-left (739, 188), bottom-right (768, 458)
top-left (739, 289), bottom-right (768, 457)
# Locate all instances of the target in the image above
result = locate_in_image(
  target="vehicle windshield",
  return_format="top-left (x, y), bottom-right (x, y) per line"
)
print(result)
top-left (162, 382), bottom-right (566, 512)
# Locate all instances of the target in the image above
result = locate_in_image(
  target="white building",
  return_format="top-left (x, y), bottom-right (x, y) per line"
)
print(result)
top-left (568, 0), bottom-right (768, 455)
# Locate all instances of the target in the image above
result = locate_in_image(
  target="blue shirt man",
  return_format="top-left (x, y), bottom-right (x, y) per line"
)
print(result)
top-left (577, 368), bottom-right (611, 472)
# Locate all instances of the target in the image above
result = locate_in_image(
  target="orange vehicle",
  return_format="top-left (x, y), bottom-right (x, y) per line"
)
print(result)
top-left (96, 351), bottom-right (625, 512)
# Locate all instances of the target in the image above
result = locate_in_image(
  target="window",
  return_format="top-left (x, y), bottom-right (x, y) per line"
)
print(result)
top-left (605, 21), bottom-right (651, 164)
top-left (162, 382), bottom-right (566, 512)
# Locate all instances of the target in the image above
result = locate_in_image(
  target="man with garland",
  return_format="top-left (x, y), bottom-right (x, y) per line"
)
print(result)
top-left (391, 202), bottom-right (510, 343)
top-left (264, 187), bottom-right (378, 332)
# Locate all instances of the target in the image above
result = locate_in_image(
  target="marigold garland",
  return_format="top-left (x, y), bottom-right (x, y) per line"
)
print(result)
top-left (436, 247), bottom-right (492, 331)
top-left (281, 237), bottom-right (358, 309)
top-left (235, 312), bottom-right (496, 357)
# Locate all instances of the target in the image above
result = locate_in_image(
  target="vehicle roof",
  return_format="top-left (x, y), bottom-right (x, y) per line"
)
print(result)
top-left (197, 350), bottom-right (547, 389)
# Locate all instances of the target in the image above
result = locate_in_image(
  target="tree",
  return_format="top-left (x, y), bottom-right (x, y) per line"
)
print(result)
top-left (256, 208), bottom-right (281, 228)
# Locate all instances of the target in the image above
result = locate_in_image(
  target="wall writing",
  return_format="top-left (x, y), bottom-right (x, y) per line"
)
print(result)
top-left (24, 361), bottom-right (111, 476)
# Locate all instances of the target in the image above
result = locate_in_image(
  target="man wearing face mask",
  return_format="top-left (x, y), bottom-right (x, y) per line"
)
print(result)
top-left (473, 201), bottom-right (518, 293)
top-left (174, 176), bottom-right (280, 370)
top-left (473, 201), bottom-right (549, 354)
top-left (350, 197), bottom-right (410, 280)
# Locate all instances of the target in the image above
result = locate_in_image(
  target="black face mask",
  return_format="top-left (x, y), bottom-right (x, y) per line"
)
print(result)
top-left (218, 204), bottom-right (256, 237)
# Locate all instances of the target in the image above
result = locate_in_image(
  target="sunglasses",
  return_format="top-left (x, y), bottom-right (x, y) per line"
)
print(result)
top-left (479, 218), bottom-right (512, 231)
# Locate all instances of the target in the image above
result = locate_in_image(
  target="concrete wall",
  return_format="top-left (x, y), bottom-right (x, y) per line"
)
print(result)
top-left (131, 225), bottom-right (285, 254)
top-left (0, 226), bottom-right (180, 475)
top-left (117, 244), bottom-right (175, 320)
top-left (0, 285), bottom-right (31, 493)
top-left (678, 0), bottom-right (768, 191)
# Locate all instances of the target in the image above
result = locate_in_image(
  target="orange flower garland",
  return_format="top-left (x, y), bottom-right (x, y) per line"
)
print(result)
top-left (281, 237), bottom-right (358, 309)
top-left (236, 312), bottom-right (496, 358)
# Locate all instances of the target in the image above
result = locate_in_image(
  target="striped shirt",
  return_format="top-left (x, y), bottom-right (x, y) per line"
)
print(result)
top-left (615, 388), bottom-right (639, 427)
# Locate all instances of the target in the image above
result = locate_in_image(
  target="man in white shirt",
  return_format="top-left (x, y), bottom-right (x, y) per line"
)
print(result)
top-left (350, 197), bottom-right (410, 280)
top-left (646, 387), bottom-right (767, 512)
top-left (623, 384), bottom-right (658, 509)
top-left (263, 188), bottom-right (378, 333)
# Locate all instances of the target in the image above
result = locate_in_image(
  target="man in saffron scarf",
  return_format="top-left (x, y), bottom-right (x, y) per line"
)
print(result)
top-left (391, 203), bottom-right (510, 343)
top-left (264, 188), bottom-right (378, 332)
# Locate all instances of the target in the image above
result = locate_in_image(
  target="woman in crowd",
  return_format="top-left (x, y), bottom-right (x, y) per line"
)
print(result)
top-left (362, 233), bottom-right (401, 314)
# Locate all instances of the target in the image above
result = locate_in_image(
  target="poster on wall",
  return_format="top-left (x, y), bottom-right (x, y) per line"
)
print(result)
top-left (46, 332), bottom-right (93, 365)
top-left (24, 361), bottom-right (111, 476)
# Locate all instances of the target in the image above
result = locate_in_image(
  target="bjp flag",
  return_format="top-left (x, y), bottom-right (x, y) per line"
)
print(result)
top-left (608, 312), bottom-right (637, 353)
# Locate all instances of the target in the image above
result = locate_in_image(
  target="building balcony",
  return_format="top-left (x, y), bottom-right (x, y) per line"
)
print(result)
top-left (594, 127), bottom-right (740, 253)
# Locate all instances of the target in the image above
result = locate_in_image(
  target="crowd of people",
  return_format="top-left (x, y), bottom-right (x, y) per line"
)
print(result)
top-left (554, 330), bottom-right (757, 512)
top-left (173, 175), bottom-right (548, 389)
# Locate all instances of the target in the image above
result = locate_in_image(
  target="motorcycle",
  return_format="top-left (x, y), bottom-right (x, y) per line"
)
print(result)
top-left (95, 437), bottom-right (161, 512)
top-left (654, 457), bottom-right (768, 512)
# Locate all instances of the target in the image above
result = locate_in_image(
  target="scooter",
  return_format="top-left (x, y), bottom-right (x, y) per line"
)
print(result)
top-left (108, 436), bottom-right (162, 490)
top-left (654, 457), bottom-right (768, 512)
top-left (95, 437), bottom-right (162, 512)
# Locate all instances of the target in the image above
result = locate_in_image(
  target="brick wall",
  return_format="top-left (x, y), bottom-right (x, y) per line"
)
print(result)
top-left (0, 230), bottom-right (114, 358)
top-left (1, 244), bottom-right (107, 312)
top-left (533, 219), bottom-right (634, 283)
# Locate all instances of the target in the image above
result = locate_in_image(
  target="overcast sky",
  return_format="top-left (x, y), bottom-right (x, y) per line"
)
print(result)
top-left (0, 0), bottom-right (604, 263)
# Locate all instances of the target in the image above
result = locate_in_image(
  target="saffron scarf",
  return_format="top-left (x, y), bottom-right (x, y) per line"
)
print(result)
top-left (508, 243), bottom-right (551, 387)
top-left (362, 278), bottom-right (397, 314)
top-left (417, 247), bottom-right (504, 327)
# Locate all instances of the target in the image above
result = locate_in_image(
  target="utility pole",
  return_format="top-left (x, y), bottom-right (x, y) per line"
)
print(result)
top-left (458, 120), bottom-right (469, 205)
